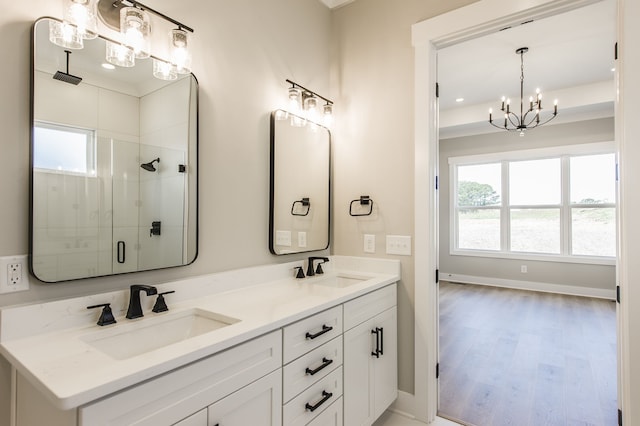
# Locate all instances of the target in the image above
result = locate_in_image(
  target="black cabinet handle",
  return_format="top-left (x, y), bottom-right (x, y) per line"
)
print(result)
top-left (371, 329), bottom-right (380, 358)
top-left (305, 390), bottom-right (333, 412)
top-left (379, 327), bottom-right (384, 355)
top-left (117, 241), bottom-right (125, 264)
top-left (305, 357), bottom-right (334, 376)
top-left (306, 324), bottom-right (333, 340)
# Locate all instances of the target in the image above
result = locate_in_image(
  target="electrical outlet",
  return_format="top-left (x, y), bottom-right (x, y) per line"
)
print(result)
top-left (298, 232), bottom-right (307, 248)
top-left (364, 234), bottom-right (376, 253)
top-left (0, 255), bottom-right (30, 293)
top-left (521, 265), bottom-right (528, 273)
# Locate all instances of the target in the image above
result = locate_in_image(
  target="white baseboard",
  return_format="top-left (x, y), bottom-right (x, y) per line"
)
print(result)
top-left (441, 273), bottom-right (616, 300)
top-left (388, 390), bottom-right (416, 419)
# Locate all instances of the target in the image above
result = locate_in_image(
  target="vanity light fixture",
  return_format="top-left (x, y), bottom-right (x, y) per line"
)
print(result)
top-left (51, 0), bottom-right (195, 80)
top-left (489, 47), bottom-right (558, 136)
top-left (285, 79), bottom-right (334, 128)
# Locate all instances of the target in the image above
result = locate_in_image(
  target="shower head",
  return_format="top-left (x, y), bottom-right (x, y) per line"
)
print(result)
top-left (53, 50), bottom-right (82, 85)
top-left (140, 158), bottom-right (160, 172)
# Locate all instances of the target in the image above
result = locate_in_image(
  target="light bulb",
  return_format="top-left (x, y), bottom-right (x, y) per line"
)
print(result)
top-left (63, 0), bottom-right (97, 40)
top-left (121, 7), bottom-right (151, 59)
top-left (170, 29), bottom-right (192, 74)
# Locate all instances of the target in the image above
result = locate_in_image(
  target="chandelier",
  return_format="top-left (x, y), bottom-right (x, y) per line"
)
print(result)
top-left (489, 47), bottom-right (558, 136)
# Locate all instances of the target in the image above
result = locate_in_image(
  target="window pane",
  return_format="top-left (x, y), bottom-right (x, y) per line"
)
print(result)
top-left (458, 209), bottom-right (500, 251)
top-left (570, 154), bottom-right (616, 204)
top-left (457, 163), bottom-right (501, 207)
top-left (510, 209), bottom-right (560, 254)
top-left (572, 208), bottom-right (616, 257)
top-left (34, 125), bottom-right (93, 174)
top-left (510, 158), bottom-right (560, 205)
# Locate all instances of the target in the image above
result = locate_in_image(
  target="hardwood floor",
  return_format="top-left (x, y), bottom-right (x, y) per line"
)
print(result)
top-left (438, 281), bottom-right (617, 426)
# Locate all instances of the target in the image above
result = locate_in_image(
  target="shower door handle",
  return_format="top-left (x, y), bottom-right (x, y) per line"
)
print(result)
top-left (117, 241), bottom-right (126, 264)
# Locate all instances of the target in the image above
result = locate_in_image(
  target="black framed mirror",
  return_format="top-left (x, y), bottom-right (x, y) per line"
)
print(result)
top-left (30, 18), bottom-right (198, 282)
top-left (269, 110), bottom-right (330, 255)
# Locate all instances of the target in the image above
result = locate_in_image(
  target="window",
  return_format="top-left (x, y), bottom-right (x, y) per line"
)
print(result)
top-left (33, 122), bottom-right (96, 175)
top-left (450, 143), bottom-right (616, 263)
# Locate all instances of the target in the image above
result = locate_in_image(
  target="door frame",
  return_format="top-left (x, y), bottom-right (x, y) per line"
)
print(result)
top-left (411, 0), bottom-right (632, 423)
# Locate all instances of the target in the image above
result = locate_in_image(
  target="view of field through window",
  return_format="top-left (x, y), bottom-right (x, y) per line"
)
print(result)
top-left (455, 152), bottom-right (616, 258)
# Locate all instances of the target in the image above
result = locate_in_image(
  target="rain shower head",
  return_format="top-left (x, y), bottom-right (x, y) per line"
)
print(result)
top-left (53, 50), bottom-right (82, 85)
top-left (141, 158), bottom-right (160, 172)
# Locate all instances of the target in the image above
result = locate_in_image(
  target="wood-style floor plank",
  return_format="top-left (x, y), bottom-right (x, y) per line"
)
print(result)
top-left (438, 281), bottom-right (617, 426)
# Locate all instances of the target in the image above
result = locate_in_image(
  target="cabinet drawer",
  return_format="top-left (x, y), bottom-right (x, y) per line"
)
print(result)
top-left (306, 397), bottom-right (343, 426)
top-left (283, 336), bottom-right (342, 403)
top-left (343, 284), bottom-right (396, 330)
top-left (283, 306), bottom-right (342, 364)
top-left (283, 366), bottom-right (343, 426)
top-left (79, 330), bottom-right (282, 426)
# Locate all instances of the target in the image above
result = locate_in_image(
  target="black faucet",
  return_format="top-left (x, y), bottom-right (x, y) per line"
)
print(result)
top-left (307, 257), bottom-right (330, 277)
top-left (126, 285), bottom-right (158, 319)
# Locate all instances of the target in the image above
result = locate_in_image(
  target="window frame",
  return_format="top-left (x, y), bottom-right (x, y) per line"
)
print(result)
top-left (449, 142), bottom-right (616, 265)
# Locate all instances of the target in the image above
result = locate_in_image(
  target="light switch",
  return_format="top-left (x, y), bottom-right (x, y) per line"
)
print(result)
top-left (364, 234), bottom-right (376, 253)
top-left (386, 235), bottom-right (411, 256)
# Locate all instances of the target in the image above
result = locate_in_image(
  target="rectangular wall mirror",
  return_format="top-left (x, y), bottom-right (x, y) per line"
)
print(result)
top-left (31, 18), bottom-right (198, 282)
top-left (270, 110), bottom-right (330, 255)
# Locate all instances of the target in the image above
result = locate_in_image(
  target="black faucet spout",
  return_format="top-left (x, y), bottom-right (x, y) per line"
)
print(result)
top-left (126, 285), bottom-right (158, 319)
top-left (307, 257), bottom-right (330, 277)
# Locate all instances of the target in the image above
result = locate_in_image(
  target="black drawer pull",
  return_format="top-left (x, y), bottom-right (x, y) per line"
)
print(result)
top-left (305, 358), bottom-right (334, 376)
top-left (371, 328), bottom-right (380, 358)
top-left (305, 390), bottom-right (333, 412)
top-left (117, 241), bottom-right (125, 264)
top-left (306, 324), bottom-right (333, 340)
top-left (379, 327), bottom-right (384, 355)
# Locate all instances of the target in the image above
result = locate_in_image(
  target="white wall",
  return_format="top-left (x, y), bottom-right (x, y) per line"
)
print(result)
top-left (0, 1), bottom-right (330, 424)
top-left (439, 118), bottom-right (616, 294)
top-left (330, 0), bottom-right (478, 395)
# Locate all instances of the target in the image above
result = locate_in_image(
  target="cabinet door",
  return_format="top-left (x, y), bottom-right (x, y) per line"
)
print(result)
top-left (372, 307), bottom-right (397, 420)
top-left (343, 317), bottom-right (375, 426)
top-left (207, 369), bottom-right (282, 426)
top-left (174, 409), bottom-right (207, 426)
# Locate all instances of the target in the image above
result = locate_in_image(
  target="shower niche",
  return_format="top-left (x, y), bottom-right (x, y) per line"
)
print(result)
top-left (30, 18), bottom-right (198, 282)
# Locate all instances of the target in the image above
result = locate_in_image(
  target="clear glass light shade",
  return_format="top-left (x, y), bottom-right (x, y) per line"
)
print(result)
top-left (288, 87), bottom-right (302, 113)
top-left (152, 58), bottom-right (177, 81)
top-left (304, 96), bottom-right (318, 121)
top-left (63, 0), bottom-right (97, 40)
top-left (323, 104), bottom-right (333, 127)
top-left (170, 29), bottom-right (192, 74)
top-left (121, 7), bottom-right (151, 59)
top-left (106, 41), bottom-right (135, 67)
top-left (49, 20), bottom-right (83, 49)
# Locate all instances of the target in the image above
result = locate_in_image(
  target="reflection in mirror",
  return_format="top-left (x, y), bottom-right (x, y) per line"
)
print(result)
top-left (270, 110), bottom-right (330, 255)
top-left (31, 18), bottom-right (198, 282)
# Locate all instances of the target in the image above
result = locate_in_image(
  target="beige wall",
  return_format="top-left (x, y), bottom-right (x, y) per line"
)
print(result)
top-left (330, 0), bottom-right (477, 395)
top-left (0, 1), bottom-right (330, 424)
top-left (439, 118), bottom-right (616, 292)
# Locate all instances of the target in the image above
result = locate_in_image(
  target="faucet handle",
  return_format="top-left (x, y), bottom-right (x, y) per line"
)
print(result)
top-left (294, 266), bottom-right (305, 279)
top-left (87, 303), bottom-right (117, 326)
top-left (152, 291), bottom-right (175, 313)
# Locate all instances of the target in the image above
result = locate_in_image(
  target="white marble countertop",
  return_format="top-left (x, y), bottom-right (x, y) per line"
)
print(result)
top-left (0, 256), bottom-right (400, 410)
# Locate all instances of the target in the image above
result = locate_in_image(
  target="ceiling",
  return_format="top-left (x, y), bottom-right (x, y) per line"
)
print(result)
top-left (317, 0), bottom-right (616, 139)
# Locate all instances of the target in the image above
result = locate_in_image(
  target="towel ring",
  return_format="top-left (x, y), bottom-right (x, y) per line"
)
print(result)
top-left (349, 195), bottom-right (374, 216)
top-left (291, 197), bottom-right (311, 216)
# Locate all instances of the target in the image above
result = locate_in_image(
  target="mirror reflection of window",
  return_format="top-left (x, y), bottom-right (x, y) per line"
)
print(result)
top-left (34, 122), bottom-right (96, 175)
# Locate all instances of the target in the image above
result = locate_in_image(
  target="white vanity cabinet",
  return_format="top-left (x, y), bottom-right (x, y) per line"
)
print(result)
top-left (343, 284), bottom-right (398, 426)
top-left (173, 410), bottom-right (207, 426)
top-left (77, 330), bottom-right (282, 425)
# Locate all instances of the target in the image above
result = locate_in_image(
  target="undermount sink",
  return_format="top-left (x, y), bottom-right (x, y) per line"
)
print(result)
top-left (311, 274), bottom-right (369, 288)
top-left (81, 309), bottom-right (240, 360)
